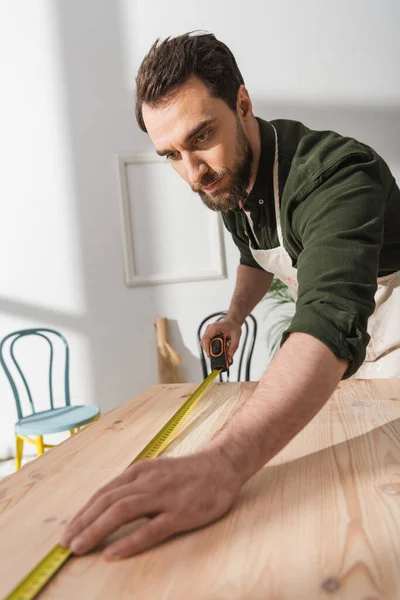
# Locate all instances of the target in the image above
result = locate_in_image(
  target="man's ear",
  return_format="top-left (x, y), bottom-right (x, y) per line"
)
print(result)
top-left (237, 85), bottom-right (252, 119)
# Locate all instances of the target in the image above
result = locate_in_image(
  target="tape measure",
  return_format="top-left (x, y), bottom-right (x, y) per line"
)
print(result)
top-left (209, 331), bottom-right (231, 373)
top-left (5, 335), bottom-right (231, 600)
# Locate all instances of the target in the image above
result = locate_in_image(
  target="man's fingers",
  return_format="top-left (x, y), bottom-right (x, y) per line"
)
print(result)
top-left (103, 514), bottom-right (175, 560)
top-left (61, 484), bottom-right (144, 549)
top-left (64, 480), bottom-right (134, 533)
top-left (200, 325), bottom-right (216, 357)
top-left (66, 493), bottom-right (159, 555)
top-left (93, 464), bottom-right (143, 498)
top-left (63, 465), bottom-right (142, 530)
top-left (201, 323), bottom-right (229, 357)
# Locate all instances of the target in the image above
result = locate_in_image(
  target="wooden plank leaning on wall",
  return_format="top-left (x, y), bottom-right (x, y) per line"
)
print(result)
top-left (154, 317), bottom-right (185, 384)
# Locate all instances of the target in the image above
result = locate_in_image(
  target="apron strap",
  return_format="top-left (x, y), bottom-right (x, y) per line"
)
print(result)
top-left (270, 123), bottom-right (284, 248)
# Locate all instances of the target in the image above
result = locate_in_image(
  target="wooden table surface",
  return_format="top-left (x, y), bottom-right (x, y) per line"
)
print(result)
top-left (1, 379), bottom-right (400, 599)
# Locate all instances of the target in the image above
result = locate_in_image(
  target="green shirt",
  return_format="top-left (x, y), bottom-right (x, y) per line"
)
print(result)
top-left (222, 118), bottom-right (400, 378)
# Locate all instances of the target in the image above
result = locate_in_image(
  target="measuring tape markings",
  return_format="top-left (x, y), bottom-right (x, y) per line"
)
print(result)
top-left (5, 369), bottom-right (222, 600)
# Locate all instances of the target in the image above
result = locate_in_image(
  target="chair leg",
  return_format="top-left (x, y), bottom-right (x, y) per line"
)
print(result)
top-left (15, 435), bottom-right (24, 471)
top-left (36, 436), bottom-right (45, 456)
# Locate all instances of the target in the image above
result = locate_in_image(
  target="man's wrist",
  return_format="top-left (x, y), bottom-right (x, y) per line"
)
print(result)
top-left (203, 440), bottom-right (254, 489)
top-left (225, 312), bottom-right (245, 327)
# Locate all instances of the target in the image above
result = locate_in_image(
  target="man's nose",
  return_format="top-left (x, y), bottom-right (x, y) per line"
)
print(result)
top-left (185, 156), bottom-right (208, 187)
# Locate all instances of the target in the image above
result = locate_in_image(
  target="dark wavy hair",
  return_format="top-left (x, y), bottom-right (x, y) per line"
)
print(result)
top-left (135, 31), bottom-right (245, 132)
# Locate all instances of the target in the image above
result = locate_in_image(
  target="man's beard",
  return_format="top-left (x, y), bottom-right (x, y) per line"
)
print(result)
top-left (193, 118), bottom-right (253, 212)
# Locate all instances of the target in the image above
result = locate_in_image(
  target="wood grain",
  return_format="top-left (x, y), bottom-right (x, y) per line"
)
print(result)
top-left (0, 379), bottom-right (399, 599)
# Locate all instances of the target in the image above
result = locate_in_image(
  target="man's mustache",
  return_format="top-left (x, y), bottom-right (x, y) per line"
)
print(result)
top-left (191, 169), bottom-right (230, 193)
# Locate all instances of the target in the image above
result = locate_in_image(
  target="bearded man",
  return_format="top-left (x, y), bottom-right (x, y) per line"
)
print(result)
top-left (61, 32), bottom-right (400, 560)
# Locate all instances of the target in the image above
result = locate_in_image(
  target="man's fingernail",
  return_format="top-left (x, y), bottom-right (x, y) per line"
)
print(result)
top-left (60, 533), bottom-right (73, 548)
top-left (70, 536), bottom-right (85, 553)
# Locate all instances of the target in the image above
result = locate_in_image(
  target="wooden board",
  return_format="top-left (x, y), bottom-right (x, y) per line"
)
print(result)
top-left (0, 379), bottom-right (400, 599)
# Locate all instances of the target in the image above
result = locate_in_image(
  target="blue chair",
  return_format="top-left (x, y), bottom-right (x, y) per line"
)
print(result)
top-left (0, 328), bottom-right (100, 471)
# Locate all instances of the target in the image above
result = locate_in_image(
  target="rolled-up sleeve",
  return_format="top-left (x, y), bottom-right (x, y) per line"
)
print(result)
top-left (281, 151), bottom-right (385, 378)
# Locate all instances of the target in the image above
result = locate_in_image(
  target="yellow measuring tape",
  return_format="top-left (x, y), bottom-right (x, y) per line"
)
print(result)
top-left (5, 369), bottom-right (221, 600)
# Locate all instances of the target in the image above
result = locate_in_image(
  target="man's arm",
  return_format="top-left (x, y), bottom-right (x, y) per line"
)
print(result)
top-left (209, 149), bottom-right (383, 480)
top-left (201, 264), bottom-right (273, 359)
top-left (206, 332), bottom-right (348, 482)
top-left (226, 264), bottom-right (273, 325)
top-left (60, 330), bottom-right (347, 560)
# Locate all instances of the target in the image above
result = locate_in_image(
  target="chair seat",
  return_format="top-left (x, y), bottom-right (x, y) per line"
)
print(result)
top-left (15, 405), bottom-right (100, 435)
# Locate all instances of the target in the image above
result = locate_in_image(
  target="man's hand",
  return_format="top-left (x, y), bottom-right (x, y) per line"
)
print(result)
top-left (60, 449), bottom-right (241, 560)
top-left (201, 317), bottom-right (242, 363)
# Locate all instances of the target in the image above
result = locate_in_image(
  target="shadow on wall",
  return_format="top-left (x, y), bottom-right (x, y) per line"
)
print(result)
top-left (0, 0), bottom-right (159, 455)
top-left (51, 0), bottom-right (161, 411)
top-left (166, 319), bottom-right (203, 383)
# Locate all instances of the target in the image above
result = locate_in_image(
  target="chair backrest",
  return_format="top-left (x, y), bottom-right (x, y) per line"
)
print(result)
top-left (0, 328), bottom-right (70, 420)
top-left (197, 312), bottom-right (257, 382)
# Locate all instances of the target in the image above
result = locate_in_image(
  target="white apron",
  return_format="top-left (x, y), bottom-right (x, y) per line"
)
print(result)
top-left (245, 124), bottom-right (400, 378)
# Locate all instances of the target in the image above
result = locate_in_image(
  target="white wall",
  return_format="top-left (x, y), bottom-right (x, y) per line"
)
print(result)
top-left (0, 0), bottom-right (399, 459)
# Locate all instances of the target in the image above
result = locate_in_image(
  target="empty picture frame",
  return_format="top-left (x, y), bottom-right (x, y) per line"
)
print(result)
top-left (116, 154), bottom-right (227, 286)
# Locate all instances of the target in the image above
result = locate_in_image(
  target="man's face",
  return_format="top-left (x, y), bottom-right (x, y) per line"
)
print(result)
top-left (142, 76), bottom-right (253, 212)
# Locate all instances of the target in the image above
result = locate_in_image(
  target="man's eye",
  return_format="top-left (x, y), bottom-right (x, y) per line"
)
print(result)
top-left (195, 130), bottom-right (211, 143)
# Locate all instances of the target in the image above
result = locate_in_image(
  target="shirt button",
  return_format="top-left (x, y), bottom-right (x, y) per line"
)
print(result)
top-left (258, 199), bottom-right (264, 205)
